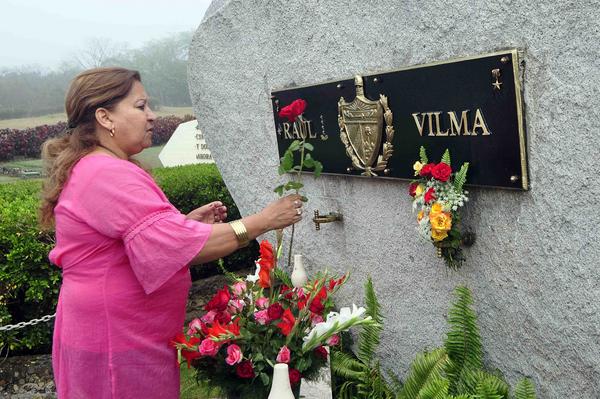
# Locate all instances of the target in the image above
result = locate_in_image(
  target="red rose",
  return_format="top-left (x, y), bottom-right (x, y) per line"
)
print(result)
top-left (267, 303), bottom-right (284, 320)
top-left (314, 346), bottom-right (328, 360)
top-left (204, 286), bottom-right (231, 312)
top-left (276, 309), bottom-right (296, 336)
top-left (236, 360), bottom-right (255, 379)
top-left (278, 99), bottom-right (307, 122)
top-left (424, 188), bottom-right (436, 204)
top-left (431, 162), bottom-right (452, 182)
top-left (409, 182), bottom-right (419, 197)
top-left (419, 163), bottom-right (435, 177)
top-left (288, 368), bottom-right (302, 385)
top-left (215, 310), bottom-right (231, 324)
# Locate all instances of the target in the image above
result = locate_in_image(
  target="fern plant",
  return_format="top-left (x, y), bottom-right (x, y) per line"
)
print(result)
top-left (331, 277), bottom-right (399, 399)
top-left (332, 284), bottom-right (538, 399)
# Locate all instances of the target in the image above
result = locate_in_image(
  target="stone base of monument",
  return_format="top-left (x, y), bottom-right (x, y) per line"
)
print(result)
top-left (299, 367), bottom-right (333, 398)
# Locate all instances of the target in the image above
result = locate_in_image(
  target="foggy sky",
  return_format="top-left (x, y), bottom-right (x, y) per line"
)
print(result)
top-left (0, 0), bottom-right (212, 70)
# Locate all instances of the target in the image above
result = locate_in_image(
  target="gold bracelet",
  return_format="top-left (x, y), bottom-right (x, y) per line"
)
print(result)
top-left (229, 220), bottom-right (249, 248)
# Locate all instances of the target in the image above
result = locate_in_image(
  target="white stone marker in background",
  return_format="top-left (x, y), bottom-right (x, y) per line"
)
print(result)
top-left (158, 119), bottom-right (214, 167)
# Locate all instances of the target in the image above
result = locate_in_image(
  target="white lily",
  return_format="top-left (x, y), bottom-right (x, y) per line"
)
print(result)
top-left (246, 262), bottom-right (261, 283)
top-left (302, 303), bottom-right (375, 352)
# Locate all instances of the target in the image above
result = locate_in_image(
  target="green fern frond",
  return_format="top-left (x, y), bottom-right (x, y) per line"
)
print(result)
top-left (447, 395), bottom-right (471, 399)
top-left (441, 149), bottom-right (451, 166)
top-left (399, 348), bottom-right (449, 399)
top-left (331, 350), bottom-right (367, 381)
top-left (420, 146), bottom-right (429, 164)
top-left (474, 378), bottom-right (504, 399)
top-left (386, 368), bottom-right (404, 394)
top-left (514, 378), bottom-right (536, 399)
top-left (357, 277), bottom-right (384, 366)
top-left (458, 371), bottom-right (508, 398)
top-left (444, 286), bottom-right (483, 394)
top-left (418, 376), bottom-right (449, 399)
top-left (453, 163), bottom-right (469, 192)
top-left (338, 381), bottom-right (358, 399)
top-left (272, 267), bottom-right (292, 287)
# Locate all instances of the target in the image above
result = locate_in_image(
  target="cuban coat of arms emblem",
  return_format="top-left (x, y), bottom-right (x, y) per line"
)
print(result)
top-left (338, 75), bottom-right (394, 176)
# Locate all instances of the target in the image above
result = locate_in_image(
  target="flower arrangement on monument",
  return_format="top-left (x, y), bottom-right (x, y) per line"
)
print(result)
top-left (409, 146), bottom-right (472, 269)
top-left (172, 240), bottom-right (374, 399)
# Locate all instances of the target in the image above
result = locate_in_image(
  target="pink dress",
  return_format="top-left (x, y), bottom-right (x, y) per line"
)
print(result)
top-left (49, 154), bottom-right (212, 398)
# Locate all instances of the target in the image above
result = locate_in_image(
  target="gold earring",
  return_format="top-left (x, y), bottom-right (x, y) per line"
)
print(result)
top-left (110, 128), bottom-right (115, 137)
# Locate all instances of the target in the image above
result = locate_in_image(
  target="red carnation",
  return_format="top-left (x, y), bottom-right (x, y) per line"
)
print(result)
top-left (431, 162), bottom-right (452, 182)
top-left (236, 360), bottom-right (255, 379)
top-left (409, 182), bottom-right (419, 197)
top-left (204, 286), bottom-right (231, 312)
top-left (279, 99), bottom-right (307, 122)
top-left (289, 368), bottom-right (302, 385)
top-left (267, 303), bottom-right (284, 320)
top-left (419, 163), bottom-right (435, 177)
top-left (314, 346), bottom-right (328, 360)
top-left (424, 188), bottom-right (436, 204)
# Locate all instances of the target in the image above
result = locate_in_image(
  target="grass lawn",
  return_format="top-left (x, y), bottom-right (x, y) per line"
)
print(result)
top-left (0, 145), bottom-right (165, 184)
top-left (0, 106), bottom-right (193, 130)
top-left (180, 365), bottom-right (223, 399)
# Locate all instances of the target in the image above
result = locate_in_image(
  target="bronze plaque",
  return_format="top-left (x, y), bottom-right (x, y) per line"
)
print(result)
top-left (270, 49), bottom-right (528, 190)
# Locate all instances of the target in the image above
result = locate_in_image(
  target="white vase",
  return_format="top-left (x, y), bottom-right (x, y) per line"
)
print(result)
top-left (291, 254), bottom-right (308, 288)
top-left (267, 363), bottom-right (295, 399)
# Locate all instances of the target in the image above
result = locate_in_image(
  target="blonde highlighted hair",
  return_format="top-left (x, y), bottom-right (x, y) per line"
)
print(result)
top-left (39, 67), bottom-right (141, 230)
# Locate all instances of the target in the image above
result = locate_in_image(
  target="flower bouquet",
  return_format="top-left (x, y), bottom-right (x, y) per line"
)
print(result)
top-left (172, 240), bottom-right (375, 399)
top-left (409, 146), bottom-right (471, 269)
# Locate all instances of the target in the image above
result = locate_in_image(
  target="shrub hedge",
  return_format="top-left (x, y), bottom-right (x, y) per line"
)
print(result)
top-left (0, 163), bottom-right (257, 354)
top-left (0, 115), bottom-right (194, 162)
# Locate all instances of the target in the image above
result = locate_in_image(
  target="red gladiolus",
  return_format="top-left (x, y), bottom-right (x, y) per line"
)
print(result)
top-left (309, 297), bottom-right (324, 315)
top-left (206, 319), bottom-right (240, 342)
top-left (204, 286), bottom-right (231, 312)
top-left (279, 99), bottom-right (307, 122)
top-left (258, 240), bottom-right (275, 288)
top-left (419, 163), bottom-right (435, 177)
top-left (289, 368), bottom-right (302, 385)
top-left (277, 309), bottom-right (296, 336)
top-left (424, 187), bottom-right (436, 204)
top-left (236, 360), bottom-right (255, 378)
top-left (171, 333), bottom-right (202, 368)
top-left (431, 162), bottom-right (452, 182)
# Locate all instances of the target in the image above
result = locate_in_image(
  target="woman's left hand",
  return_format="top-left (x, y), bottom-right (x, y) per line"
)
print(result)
top-left (186, 201), bottom-right (228, 224)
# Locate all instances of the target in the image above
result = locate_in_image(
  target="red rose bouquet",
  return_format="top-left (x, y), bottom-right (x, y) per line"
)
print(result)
top-left (172, 240), bottom-right (374, 399)
top-left (409, 146), bottom-right (472, 269)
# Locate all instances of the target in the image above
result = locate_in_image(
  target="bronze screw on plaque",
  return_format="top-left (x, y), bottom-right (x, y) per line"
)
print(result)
top-left (501, 56), bottom-right (510, 64)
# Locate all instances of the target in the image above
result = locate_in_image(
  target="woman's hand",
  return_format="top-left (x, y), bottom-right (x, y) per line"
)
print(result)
top-left (259, 194), bottom-right (304, 230)
top-left (186, 201), bottom-right (228, 224)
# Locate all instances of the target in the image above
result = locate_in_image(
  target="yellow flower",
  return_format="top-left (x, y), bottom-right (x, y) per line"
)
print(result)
top-left (430, 202), bottom-right (444, 215)
top-left (417, 210), bottom-right (424, 222)
top-left (429, 211), bottom-right (452, 231)
top-left (431, 229), bottom-right (449, 241)
top-left (413, 161), bottom-right (423, 176)
top-left (414, 184), bottom-right (425, 197)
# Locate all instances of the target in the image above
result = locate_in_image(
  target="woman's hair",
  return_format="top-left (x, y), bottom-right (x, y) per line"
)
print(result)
top-left (39, 67), bottom-right (141, 230)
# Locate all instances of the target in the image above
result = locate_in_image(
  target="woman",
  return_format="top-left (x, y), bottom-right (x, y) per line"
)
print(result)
top-left (39, 67), bottom-right (302, 398)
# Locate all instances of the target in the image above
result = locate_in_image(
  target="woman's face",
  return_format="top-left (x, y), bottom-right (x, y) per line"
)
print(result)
top-left (109, 81), bottom-right (157, 156)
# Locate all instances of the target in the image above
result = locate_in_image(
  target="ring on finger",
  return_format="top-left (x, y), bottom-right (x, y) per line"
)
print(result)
top-left (293, 200), bottom-right (300, 207)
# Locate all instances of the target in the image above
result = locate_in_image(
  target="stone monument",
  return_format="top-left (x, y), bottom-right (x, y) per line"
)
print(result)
top-left (188, 1), bottom-right (600, 397)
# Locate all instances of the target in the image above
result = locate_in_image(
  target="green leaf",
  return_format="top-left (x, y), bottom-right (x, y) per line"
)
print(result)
top-left (313, 161), bottom-right (323, 177)
top-left (284, 181), bottom-right (304, 191)
top-left (300, 196), bottom-right (308, 202)
top-left (278, 164), bottom-right (286, 175)
top-left (288, 140), bottom-right (301, 151)
top-left (420, 146), bottom-right (429, 164)
top-left (303, 142), bottom-right (314, 151)
top-left (273, 185), bottom-right (285, 196)
top-left (304, 157), bottom-right (315, 168)
top-left (441, 149), bottom-right (451, 166)
top-left (259, 372), bottom-right (270, 386)
top-left (281, 150), bottom-right (294, 171)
